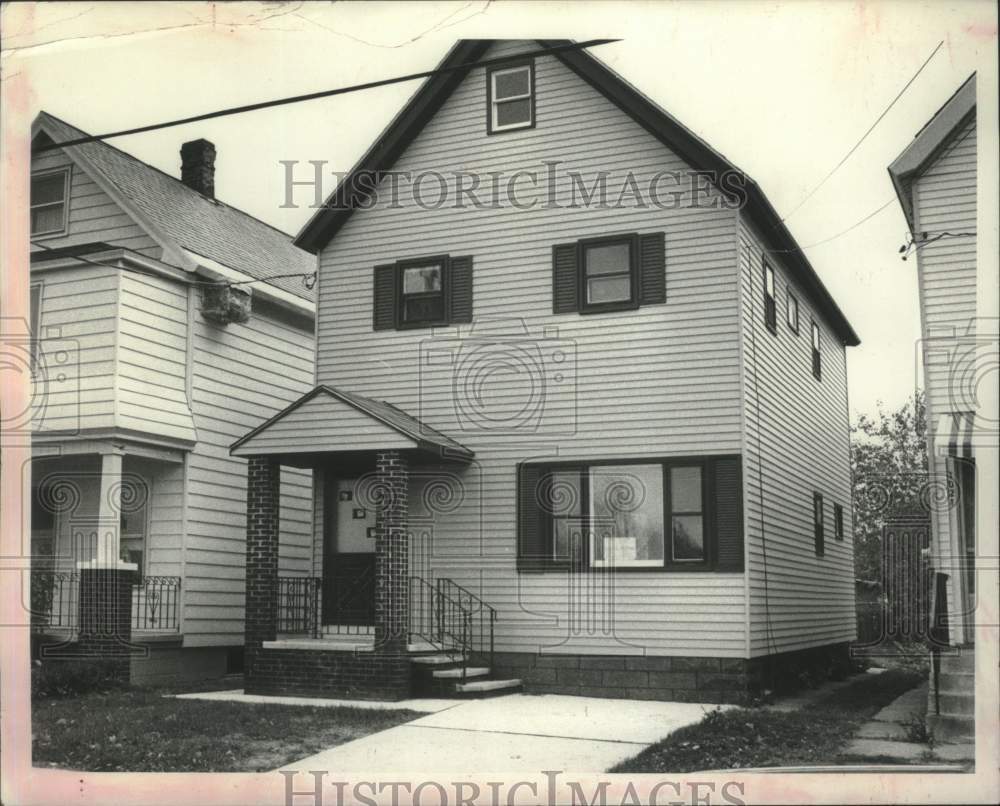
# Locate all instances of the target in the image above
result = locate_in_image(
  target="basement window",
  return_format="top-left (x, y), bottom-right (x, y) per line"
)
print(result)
top-left (487, 61), bottom-right (534, 134)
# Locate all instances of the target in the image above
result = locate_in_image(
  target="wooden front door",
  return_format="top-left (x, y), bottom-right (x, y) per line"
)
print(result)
top-left (322, 476), bottom-right (377, 626)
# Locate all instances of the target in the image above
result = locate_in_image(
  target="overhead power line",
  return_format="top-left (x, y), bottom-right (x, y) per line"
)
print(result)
top-left (35, 39), bottom-right (618, 152)
top-left (779, 39), bottom-right (944, 224)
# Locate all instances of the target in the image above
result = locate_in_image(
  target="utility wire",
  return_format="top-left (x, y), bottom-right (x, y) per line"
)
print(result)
top-left (763, 197), bottom-right (897, 256)
top-left (35, 39), bottom-right (618, 153)
top-left (779, 39), bottom-right (944, 224)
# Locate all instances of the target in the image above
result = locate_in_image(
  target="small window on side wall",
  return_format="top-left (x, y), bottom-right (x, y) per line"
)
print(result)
top-left (763, 262), bottom-right (777, 333)
top-left (834, 503), bottom-right (844, 541)
top-left (787, 291), bottom-right (799, 333)
top-left (813, 492), bottom-right (825, 556)
top-left (30, 169), bottom-right (70, 237)
top-left (811, 321), bottom-right (822, 380)
top-left (487, 60), bottom-right (534, 134)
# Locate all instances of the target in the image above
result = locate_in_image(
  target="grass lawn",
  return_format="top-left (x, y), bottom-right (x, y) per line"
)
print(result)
top-left (611, 668), bottom-right (925, 773)
top-left (33, 687), bottom-right (420, 772)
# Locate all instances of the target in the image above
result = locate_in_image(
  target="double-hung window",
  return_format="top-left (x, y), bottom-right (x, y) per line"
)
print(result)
top-left (399, 260), bottom-right (446, 326)
top-left (811, 320), bottom-right (822, 380)
top-left (30, 170), bottom-right (70, 237)
top-left (763, 261), bottom-right (777, 333)
top-left (787, 292), bottom-right (799, 333)
top-left (487, 60), bottom-right (534, 134)
top-left (581, 236), bottom-right (637, 311)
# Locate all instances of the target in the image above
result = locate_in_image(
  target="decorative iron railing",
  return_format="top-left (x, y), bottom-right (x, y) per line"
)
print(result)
top-left (409, 576), bottom-right (496, 681)
top-left (30, 572), bottom-right (181, 634)
top-left (133, 576), bottom-right (182, 632)
top-left (277, 576), bottom-right (322, 636)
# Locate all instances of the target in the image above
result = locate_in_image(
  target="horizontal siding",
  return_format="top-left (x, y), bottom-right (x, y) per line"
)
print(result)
top-left (236, 392), bottom-right (415, 454)
top-left (739, 215), bottom-right (856, 656)
top-left (912, 114), bottom-right (977, 642)
top-left (116, 273), bottom-right (196, 443)
top-left (314, 40), bottom-right (746, 657)
top-left (183, 306), bottom-right (315, 646)
top-left (30, 148), bottom-right (160, 258)
top-left (30, 264), bottom-right (119, 435)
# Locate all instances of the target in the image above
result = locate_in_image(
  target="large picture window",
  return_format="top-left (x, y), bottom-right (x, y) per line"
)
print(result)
top-left (518, 457), bottom-right (743, 572)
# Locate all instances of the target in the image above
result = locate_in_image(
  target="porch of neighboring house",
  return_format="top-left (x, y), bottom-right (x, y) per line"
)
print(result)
top-left (231, 385), bottom-right (521, 701)
top-left (30, 447), bottom-right (184, 649)
top-left (925, 411), bottom-right (983, 746)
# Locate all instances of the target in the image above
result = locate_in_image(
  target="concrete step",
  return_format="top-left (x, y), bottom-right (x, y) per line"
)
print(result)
top-left (407, 639), bottom-right (455, 654)
top-left (432, 666), bottom-right (490, 680)
top-left (411, 653), bottom-right (466, 666)
top-left (937, 693), bottom-right (975, 716)
top-left (939, 651), bottom-right (975, 673)
top-left (858, 721), bottom-right (910, 741)
top-left (928, 714), bottom-right (975, 743)
top-left (454, 678), bottom-right (523, 695)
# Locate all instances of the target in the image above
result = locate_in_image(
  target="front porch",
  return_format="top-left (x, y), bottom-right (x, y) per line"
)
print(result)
top-left (232, 385), bottom-right (519, 700)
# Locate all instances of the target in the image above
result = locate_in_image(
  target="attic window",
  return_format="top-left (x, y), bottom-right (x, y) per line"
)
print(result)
top-left (30, 170), bottom-right (70, 237)
top-left (487, 61), bottom-right (534, 134)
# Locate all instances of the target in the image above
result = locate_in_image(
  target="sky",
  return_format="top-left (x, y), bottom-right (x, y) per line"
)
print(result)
top-left (4, 0), bottom-right (997, 420)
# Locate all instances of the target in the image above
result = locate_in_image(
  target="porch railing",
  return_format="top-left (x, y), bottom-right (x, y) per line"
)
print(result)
top-left (277, 576), bottom-right (322, 637)
top-left (409, 576), bottom-right (496, 681)
top-left (29, 571), bottom-right (181, 634)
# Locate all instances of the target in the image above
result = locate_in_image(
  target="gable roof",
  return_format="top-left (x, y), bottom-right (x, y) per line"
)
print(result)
top-left (32, 111), bottom-right (315, 303)
top-left (295, 39), bottom-right (859, 346)
top-left (230, 384), bottom-right (474, 460)
top-left (888, 73), bottom-right (976, 231)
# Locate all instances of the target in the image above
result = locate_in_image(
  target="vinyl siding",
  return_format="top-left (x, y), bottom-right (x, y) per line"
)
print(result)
top-left (314, 41), bottom-right (747, 657)
top-left (184, 303), bottom-right (314, 645)
top-left (30, 148), bottom-right (160, 258)
top-left (31, 264), bottom-right (119, 436)
top-left (912, 113), bottom-right (977, 641)
top-left (738, 215), bottom-right (856, 656)
top-left (234, 392), bottom-right (416, 455)
top-left (117, 272), bottom-right (196, 443)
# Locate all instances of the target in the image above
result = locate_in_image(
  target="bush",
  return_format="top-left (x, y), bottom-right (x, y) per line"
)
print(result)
top-left (31, 658), bottom-right (128, 700)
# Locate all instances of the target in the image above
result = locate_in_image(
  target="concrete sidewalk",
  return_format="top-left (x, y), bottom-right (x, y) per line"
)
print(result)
top-left (281, 694), bottom-right (729, 773)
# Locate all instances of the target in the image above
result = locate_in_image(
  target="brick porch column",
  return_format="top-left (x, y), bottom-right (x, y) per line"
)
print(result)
top-left (244, 457), bottom-right (280, 680)
top-left (374, 450), bottom-right (409, 655)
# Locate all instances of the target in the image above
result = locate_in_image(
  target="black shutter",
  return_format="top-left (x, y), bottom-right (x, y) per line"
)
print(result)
top-left (449, 256), bottom-right (473, 324)
top-left (714, 458), bottom-right (744, 571)
top-left (552, 243), bottom-right (579, 314)
top-left (373, 264), bottom-right (396, 330)
top-left (638, 232), bottom-right (666, 305)
top-left (517, 464), bottom-right (546, 571)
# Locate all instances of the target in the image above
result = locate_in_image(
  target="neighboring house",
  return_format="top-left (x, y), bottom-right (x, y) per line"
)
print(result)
top-left (233, 39), bottom-right (860, 703)
top-left (29, 112), bottom-right (316, 684)
top-left (889, 73), bottom-right (984, 743)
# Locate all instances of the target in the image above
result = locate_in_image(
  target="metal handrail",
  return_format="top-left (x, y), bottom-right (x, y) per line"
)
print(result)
top-left (437, 578), bottom-right (496, 679)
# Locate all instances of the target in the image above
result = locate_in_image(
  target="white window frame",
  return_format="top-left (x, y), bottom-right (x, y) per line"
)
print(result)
top-left (489, 63), bottom-right (534, 133)
top-left (786, 291), bottom-right (799, 333)
top-left (30, 168), bottom-right (71, 238)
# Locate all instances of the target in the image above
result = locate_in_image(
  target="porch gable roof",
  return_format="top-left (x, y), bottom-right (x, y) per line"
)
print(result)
top-left (230, 385), bottom-right (474, 461)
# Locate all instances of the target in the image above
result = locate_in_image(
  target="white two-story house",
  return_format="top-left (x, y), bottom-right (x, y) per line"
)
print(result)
top-left (233, 39), bottom-right (860, 702)
top-left (29, 112), bottom-right (316, 683)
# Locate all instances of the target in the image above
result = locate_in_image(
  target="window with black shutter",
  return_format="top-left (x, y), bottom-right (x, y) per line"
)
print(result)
top-left (551, 232), bottom-right (666, 315)
top-left (811, 320), bottom-right (822, 380)
top-left (763, 261), bottom-right (777, 333)
top-left (372, 255), bottom-right (473, 331)
top-left (814, 492), bottom-right (825, 556)
top-left (516, 456), bottom-right (742, 572)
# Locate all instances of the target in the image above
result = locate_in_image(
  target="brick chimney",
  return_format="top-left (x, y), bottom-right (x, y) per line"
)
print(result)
top-left (180, 139), bottom-right (216, 198)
